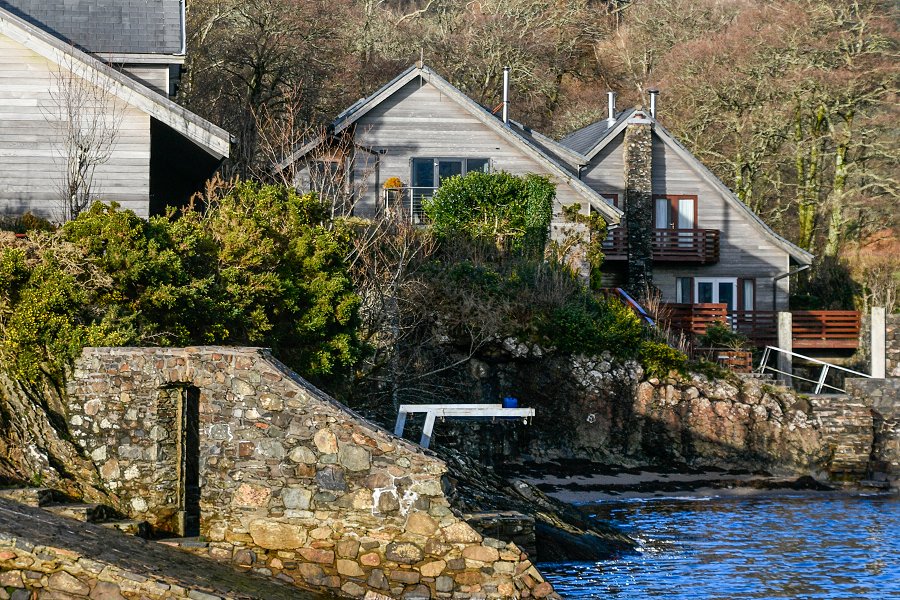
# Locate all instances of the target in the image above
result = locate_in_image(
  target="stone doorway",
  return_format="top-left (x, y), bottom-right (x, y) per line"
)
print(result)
top-left (177, 386), bottom-right (201, 537)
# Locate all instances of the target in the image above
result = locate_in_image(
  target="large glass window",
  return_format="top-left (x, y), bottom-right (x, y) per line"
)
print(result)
top-left (409, 157), bottom-right (490, 190)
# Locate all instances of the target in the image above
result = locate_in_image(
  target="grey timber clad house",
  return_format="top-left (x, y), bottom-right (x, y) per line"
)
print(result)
top-left (287, 64), bottom-right (811, 313)
top-left (283, 64), bottom-right (622, 228)
top-left (0, 1), bottom-right (229, 219)
top-left (557, 108), bottom-right (813, 311)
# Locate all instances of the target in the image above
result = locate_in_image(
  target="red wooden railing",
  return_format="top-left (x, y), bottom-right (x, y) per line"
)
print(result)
top-left (603, 228), bottom-right (720, 264)
top-left (659, 304), bottom-right (861, 350)
top-left (792, 310), bottom-right (861, 349)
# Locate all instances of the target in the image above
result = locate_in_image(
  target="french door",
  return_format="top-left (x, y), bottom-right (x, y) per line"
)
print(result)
top-left (655, 195), bottom-right (697, 247)
top-left (695, 277), bottom-right (737, 312)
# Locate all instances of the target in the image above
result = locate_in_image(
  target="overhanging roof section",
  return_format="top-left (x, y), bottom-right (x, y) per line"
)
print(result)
top-left (0, 6), bottom-right (229, 159)
top-left (0, 0), bottom-right (183, 55)
top-left (287, 64), bottom-right (622, 225)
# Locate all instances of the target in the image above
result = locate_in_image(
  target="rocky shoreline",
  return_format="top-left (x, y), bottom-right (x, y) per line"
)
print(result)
top-left (500, 460), bottom-right (899, 505)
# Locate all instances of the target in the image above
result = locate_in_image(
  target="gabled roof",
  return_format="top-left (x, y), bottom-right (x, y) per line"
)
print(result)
top-left (560, 110), bottom-right (632, 161)
top-left (284, 64), bottom-right (622, 224)
top-left (0, 6), bottom-right (229, 159)
top-left (562, 109), bottom-right (813, 265)
top-left (0, 0), bottom-right (183, 56)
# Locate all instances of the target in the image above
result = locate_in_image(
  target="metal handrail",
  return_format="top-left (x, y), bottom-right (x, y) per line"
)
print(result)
top-left (758, 345), bottom-right (873, 394)
top-left (382, 186), bottom-right (435, 222)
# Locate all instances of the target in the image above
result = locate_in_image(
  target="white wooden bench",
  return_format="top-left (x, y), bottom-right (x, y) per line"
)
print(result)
top-left (394, 404), bottom-right (536, 449)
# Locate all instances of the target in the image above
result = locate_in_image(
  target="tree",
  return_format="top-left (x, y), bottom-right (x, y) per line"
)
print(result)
top-left (45, 55), bottom-right (124, 222)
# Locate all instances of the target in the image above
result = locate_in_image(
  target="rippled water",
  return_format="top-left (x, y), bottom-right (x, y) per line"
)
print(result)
top-left (542, 493), bottom-right (900, 599)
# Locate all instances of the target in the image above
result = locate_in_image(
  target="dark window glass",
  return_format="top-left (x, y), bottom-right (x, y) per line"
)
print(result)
top-left (437, 160), bottom-right (463, 183)
top-left (411, 158), bottom-right (434, 188)
top-left (466, 158), bottom-right (490, 173)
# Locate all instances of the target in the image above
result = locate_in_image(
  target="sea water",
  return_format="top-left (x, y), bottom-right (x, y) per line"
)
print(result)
top-left (541, 493), bottom-right (900, 599)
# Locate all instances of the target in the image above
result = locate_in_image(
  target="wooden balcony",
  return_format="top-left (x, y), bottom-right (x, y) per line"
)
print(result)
top-left (603, 228), bottom-right (720, 264)
top-left (659, 303), bottom-right (861, 350)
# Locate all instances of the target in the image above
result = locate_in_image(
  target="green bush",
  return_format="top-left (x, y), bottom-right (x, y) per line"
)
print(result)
top-left (0, 183), bottom-right (360, 384)
top-left (638, 340), bottom-right (688, 377)
top-left (695, 321), bottom-right (749, 350)
top-left (423, 171), bottom-right (554, 256)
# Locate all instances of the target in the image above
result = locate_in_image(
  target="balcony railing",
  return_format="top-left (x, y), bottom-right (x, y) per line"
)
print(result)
top-left (382, 187), bottom-right (435, 223)
top-left (659, 303), bottom-right (861, 350)
top-left (603, 227), bottom-right (720, 264)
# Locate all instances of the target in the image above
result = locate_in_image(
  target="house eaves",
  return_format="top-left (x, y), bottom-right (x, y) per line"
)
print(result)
top-left (0, 6), bottom-right (230, 159)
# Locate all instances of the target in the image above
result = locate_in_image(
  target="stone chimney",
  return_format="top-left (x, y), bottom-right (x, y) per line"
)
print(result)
top-left (623, 109), bottom-right (654, 295)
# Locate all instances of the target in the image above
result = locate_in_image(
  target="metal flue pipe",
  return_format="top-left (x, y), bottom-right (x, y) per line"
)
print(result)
top-left (648, 88), bottom-right (659, 119)
top-left (502, 66), bottom-right (510, 125)
top-left (607, 91), bottom-right (617, 124)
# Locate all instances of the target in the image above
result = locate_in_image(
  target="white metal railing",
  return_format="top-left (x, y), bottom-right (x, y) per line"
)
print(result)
top-left (382, 187), bottom-right (436, 222)
top-left (757, 345), bottom-right (873, 394)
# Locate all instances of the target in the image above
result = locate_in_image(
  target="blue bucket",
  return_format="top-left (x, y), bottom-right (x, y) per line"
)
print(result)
top-left (502, 397), bottom-right (518, 409)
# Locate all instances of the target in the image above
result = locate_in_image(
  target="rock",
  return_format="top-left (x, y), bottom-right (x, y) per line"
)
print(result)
top-left (89, 582), bottom-right (126, 600)
top-left (419, 559), bottom-right (446, 577)
top-left (461, 545), bottom-right (499, 563)
top-left (281, 487), bottom-right (312, 510)
top-left (247, 520), bottom-right (306, 550)
top-left (313, 429), bottom-right (338, 454)
top-left (336, 559), bottom-right (364, 576)
top-left (48, 571), bottom-right (89, 596)
top-left (287, 446), bottom-right (317, 464)
top-left (338, 444), bottom-right (371, 471)
top-left (232, 483), bottom-right (271, 508)
top-left (442, 522), bottom-right (481, 543)
top-left (385, 542), bottom-right (424, 564)
top-left (405, 512), bottom-right (438, 537)
top-left (315, 466), bottom-right (348, 492)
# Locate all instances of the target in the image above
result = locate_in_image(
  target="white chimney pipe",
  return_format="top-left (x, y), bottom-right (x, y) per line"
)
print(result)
top-left (502, 66), bottom-right (510, 125)
top-left (648, 89), bottom-right (659, 119)
top-left (607, 91), bottom-right (617, 124)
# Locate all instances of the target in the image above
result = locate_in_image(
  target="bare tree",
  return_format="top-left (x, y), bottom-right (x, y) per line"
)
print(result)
top-left (45, 55), bottom-right (124, 222)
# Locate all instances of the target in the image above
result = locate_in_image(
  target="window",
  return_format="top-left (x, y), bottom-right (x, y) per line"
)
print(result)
top-left (409, 157), bottom-right (491, 190)
top-left (740, 279), bottom-right (755, 311)
top-left (676, 277), bottom-right (692, 304)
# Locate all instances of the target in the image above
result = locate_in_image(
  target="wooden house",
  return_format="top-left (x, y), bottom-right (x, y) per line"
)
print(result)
top-left (0, 1), bottom-right (230, 220)
top-left (282, 64), bottom-right (622, 231)
top-left (556, 102), bottom-right (813, 312)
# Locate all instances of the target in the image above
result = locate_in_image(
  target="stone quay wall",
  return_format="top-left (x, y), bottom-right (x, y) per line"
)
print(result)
top-left (846, 377), bottom-right (900, 485)
top-left (0, 540), bottom-right (191, 600)
top-left (66, 347), bottom-right (556, 599)
top-left (886, 314), bottom-right (900, 377)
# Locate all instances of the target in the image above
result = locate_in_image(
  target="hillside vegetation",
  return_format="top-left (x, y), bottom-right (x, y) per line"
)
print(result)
top-left (181, 0), bottom-right (899, 309)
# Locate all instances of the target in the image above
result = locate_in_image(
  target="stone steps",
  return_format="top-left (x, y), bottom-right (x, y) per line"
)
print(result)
top-left (43, 502), bottom-right (115, 523)
top-left (0, 486), bottom-right (53, 507)
top-left (100, 518), bottom-right (152, 537)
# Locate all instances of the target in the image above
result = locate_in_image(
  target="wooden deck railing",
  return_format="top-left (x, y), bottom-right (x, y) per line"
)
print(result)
top-left (603, 228), bottom-right (720, 264)
top-left (659, 304), bottom-right (861, 350)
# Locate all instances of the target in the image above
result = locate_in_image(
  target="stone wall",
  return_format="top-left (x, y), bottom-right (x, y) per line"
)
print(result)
top-left (886, 314), bottom-right (900, 377)
top-left (66, 347), bottom-right (557, 599)
top-left (451, 351), bottom-right (829, 473)
top-left (846, 377), bottom-right (900, 485)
